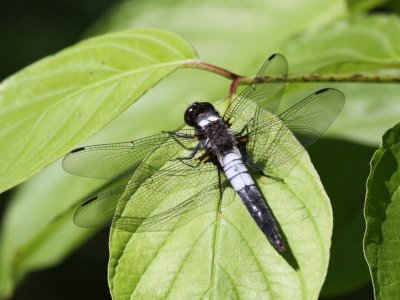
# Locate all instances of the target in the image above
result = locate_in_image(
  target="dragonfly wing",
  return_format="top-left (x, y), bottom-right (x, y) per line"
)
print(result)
top-left (113, 182), bottom-right (229, 233)
top-left (245, 88), bottom-right (345, 179)
top-left (223, 53), bottom-right (288, 133)
top-left (73, 178), bottom-right (130, 228)
top-left (111, 150), bottom-right (234, 233)
top-left (72, 135), bottom-right (234, 231)
top-left (63, 129), bottom-right (197, 179)
top-left (277, 88), bottom-right (345, 149)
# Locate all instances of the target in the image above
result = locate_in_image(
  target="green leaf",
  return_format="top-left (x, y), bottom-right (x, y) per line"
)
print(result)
top-left (364, 122), bottom-right (400, 299)
top-left (108, 146), bottom-right (333, 299)
top-left (0, 28), bottom-right (197, 193)
top-left (282, 15), bottom-right (400, 146)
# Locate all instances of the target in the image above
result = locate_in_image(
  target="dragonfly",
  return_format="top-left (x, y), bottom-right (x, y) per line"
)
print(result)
top-left (63, 53), bottom-right (345, 252)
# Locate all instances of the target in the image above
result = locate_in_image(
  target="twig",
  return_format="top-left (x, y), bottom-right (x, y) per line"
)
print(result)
top-left (183, 59), bottom-right (400, 96)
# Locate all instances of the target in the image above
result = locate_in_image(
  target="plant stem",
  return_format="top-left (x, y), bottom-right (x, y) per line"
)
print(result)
top-left (183, 60), bottom-right (240, 80)
top-left (183, 60), bottom-right (400, 84)
top-left (236, 74), bottom-right (400, 84)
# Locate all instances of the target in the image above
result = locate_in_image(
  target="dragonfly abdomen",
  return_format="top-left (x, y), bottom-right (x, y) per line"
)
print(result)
top-left (219, 149), bottom-right (255, 191)
top-left (219, 149), bottom-right (285, 252)
top-left (237, 185), bottom-right (285, 252)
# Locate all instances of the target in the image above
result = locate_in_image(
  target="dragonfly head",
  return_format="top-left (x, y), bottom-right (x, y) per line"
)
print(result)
top-left (184, 102), bottom-right (220, 128)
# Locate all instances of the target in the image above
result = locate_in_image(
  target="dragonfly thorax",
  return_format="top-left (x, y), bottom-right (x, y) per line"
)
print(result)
top-left (200, 118), bottom-right (237, 154)
top-left (185, 103), bottom-right (238, 154)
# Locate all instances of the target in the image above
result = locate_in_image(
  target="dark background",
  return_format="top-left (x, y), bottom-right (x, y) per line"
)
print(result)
top-left (0, 1), bottom-right (113, 299)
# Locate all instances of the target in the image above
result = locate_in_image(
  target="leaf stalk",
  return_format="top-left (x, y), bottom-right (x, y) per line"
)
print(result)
top-left (183, 59), bottom-right (400, 95)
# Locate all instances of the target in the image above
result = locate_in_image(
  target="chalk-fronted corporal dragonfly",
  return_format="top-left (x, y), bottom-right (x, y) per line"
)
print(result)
top-left (63, 54), bottom-right (344, 252)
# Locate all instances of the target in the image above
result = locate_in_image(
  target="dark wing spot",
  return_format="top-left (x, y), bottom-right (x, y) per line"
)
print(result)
top-left (81, 196), bottom-right (97, 206)
top-left (70, 147), bottom-right (85, 153)
top-left (315, 88), bottom-right (329, 94)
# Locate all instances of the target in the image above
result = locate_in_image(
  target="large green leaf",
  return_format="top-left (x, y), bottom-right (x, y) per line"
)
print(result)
top-left (0, 28), bottom-right (197, 298)
top-left (364, 122), bottom-right (400, 299)
top-left (108, 152), bottom-right (333, 299)
top-left (0, 28), bottom-right (197, 193)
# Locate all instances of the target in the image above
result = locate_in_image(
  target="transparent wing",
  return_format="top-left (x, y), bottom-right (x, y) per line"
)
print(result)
top-left (63, 129), bottom-right (196, 179)
top-left (112, 161), bottom-right (237, 233)
top-left (73, 139), bottom-right (234, 231)
top-left (245, 88), bottom-right (345, 179)
top-left (113, 177), bottom-right (230, 233)
top-left (73, 177), bottom-right (131, 228)
top-left (223, 53), bottom-right (288, 133)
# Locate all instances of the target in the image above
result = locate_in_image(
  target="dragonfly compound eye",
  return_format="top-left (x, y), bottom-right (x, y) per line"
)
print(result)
top-left (184, 103), bottom-right (200, 127)
top-left (184, 102), bottom-right (218, 127)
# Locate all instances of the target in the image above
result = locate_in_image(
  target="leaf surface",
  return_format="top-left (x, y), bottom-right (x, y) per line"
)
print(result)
top-left (364, 122), bottom-right (400, 299)
top-left (0, 28), bottom-right (197, 193)
top-left (108, 153), bottom-right (333, 299)
top-left (0, 28), bottom-right (197, 297)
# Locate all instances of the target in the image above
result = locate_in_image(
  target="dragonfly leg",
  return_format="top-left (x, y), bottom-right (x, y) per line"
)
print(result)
top-left (237, 117), bottom-right (255, 136)
top-left (176, 142), bottom-right (203, 161)
top-left (164, 130), bottom-right (197, 151)
top-left (262, 174), bottom-right (285, 183)
top-left (163, 130), bottom-right (196, 139)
